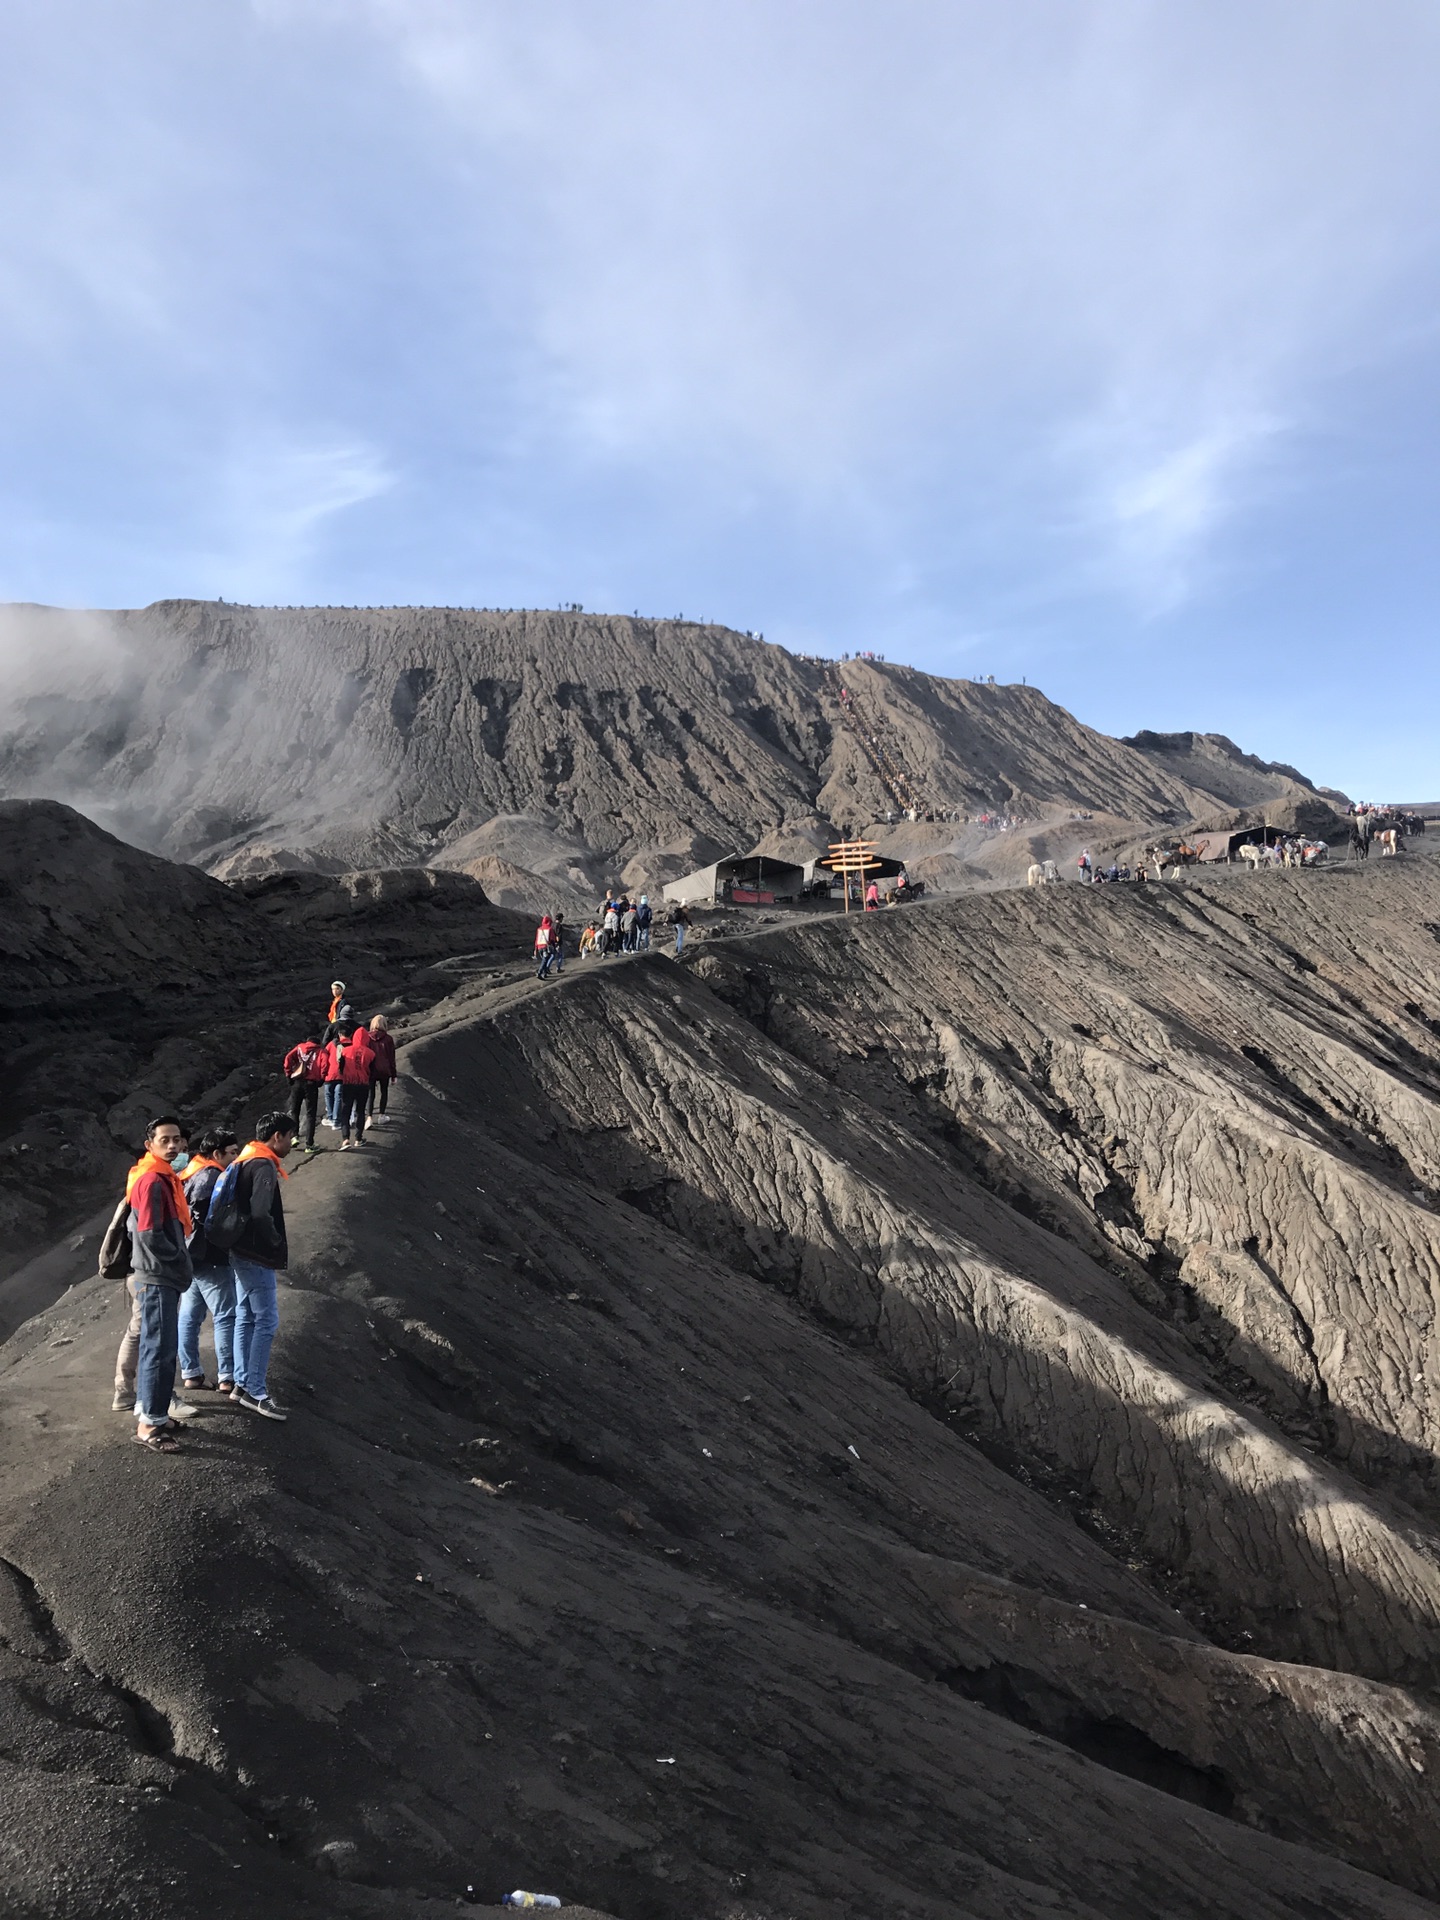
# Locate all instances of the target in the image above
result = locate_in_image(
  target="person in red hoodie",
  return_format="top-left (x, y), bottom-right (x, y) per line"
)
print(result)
top-left (282, 1030), bottom-right (329, 1153)
top-left (330, 1018), bottom-right (377, 1150)
top-left (367, 1014), bottom-right (398, 1125)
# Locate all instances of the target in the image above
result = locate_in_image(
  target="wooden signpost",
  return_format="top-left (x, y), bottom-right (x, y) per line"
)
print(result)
top-left (822, 838), bottom-right (882, 912)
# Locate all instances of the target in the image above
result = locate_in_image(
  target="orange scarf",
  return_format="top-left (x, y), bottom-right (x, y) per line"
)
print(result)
top-left (328, 993), bottom-right (344, 1022)
top-left (239, 1139), bottom-right (290, 1180)
top-left (126, 1151), bottom-right (194, 1235)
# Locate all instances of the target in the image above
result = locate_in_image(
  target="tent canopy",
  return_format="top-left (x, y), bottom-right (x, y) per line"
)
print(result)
top-left (662, 852), bottom-right (809, 906)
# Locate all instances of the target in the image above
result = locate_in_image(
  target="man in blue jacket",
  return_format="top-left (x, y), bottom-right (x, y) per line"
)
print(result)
top-left (228, 1111), bottom-right (296, 1421)
top-left (179, 1128), bottom-right (240, 1392)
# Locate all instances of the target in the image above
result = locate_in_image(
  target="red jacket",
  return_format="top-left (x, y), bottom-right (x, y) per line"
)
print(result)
top-left (283, 1041), bottom-right (329, 1085)
top-left (369, 1030), bottom-right (397, 1079)
top-left (328, 1031), bottom-right (378, 1086)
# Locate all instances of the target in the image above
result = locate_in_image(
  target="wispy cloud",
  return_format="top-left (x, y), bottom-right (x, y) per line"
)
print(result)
top-left (209, 437), bottom-right (395, 598)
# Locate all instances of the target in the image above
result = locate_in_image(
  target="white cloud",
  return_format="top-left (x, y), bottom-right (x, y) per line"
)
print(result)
top-left (209, 437), bottom-right (395, 597)
top-left (306, 0), bottom-right (1440, 610)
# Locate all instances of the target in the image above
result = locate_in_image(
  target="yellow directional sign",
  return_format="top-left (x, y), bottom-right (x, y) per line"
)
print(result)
top-left (821, 839), bottom-right (883, 912)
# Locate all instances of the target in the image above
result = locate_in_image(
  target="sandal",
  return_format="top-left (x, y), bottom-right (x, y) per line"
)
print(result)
top-left (182, 1374), bottom-right (215, 1390)
top-left (134, 1428), bottom-right (181, 1453)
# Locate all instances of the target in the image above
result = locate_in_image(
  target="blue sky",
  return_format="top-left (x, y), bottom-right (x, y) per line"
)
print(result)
top-left (2, 2), bottom-right (1437, 797)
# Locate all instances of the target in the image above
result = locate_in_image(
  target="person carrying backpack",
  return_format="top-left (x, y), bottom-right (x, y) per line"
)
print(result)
top-left (329, 1018), bottom-right (377, 1148)
top-left (212, 1111), bottom-right (296, 1420)
top-left (367, 1015), bottom-right (398, 1123)
top-left (283, 1032), bottom-right (328, 1151)
top-left (319, 1001), bottom-right (354, 1128)
top-left (179, 1128), bottom-right (240, 1392)
top-left (120, 1115), bottom-right (195, 1451)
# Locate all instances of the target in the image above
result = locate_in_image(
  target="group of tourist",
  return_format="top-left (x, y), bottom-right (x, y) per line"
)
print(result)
top-left (282, 983), bottom-right (398, 1150)
top-left (108, 977), bottom-right (398, 1454)
top-left (1076, 851), bottom-right (1147, 884)
top-left (557, 894), bottom-right (690, 967)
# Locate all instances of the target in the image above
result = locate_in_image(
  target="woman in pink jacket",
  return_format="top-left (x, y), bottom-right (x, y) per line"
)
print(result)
top-left (368, 1015), bottom-right (398, 1124)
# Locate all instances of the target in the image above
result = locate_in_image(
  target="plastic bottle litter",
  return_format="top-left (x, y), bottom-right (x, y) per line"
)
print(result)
top-left (503, 1895), bottom-right (561, 1910)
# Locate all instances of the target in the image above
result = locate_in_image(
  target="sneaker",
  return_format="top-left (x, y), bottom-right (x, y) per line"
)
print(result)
top-left (238, 1391), bottom-right (288, 1421)
top-left (167, 1397), bottom-right (196, 1422)
top-left (112, 1389), bottom-right (134, 1412)
top-left (303, 1145), bottom-right (318, 1155)
top-left (339, 1140), bottom-right (352, 1151)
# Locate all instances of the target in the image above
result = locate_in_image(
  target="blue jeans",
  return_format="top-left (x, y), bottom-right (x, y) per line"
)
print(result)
top-left (231, 1257), bottom-right (280, 1399)
top-left (134, 1282), bottom-right (180, 1426)
top-left (325, 1081), bottom-right (341, 1122)
top-left (674, 925), bottom-right (685, 953)
top-left (178, 1268), bottom-right (236, 1383)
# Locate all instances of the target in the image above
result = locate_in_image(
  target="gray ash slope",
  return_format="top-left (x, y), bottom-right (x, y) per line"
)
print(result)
top-left (5, 841), bottom-right (1440, 1917)
top-left (0, 600), bottom-right (1331, 888)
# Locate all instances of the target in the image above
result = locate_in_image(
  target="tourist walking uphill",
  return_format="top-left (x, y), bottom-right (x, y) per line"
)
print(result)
top-left (368, 1014), bottom-right (397, 1121)
top-left (283, 1030), bottom-right (327, 1151)
top-left (329, 1017), bottom-right (377, 1149)
top-left (320, 998), bottom-right (355, 1129)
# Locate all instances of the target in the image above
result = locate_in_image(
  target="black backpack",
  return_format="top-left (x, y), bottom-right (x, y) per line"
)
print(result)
top-left (98, 1193), bottom-right (133, 1280)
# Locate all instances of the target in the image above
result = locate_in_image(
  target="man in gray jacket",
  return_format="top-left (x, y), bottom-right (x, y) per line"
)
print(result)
top-left (127, 1115), bottom-right (195, 1452)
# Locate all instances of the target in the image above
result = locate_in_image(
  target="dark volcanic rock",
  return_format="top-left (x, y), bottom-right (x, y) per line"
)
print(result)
top-left (3, 841), bottom-right (1440, 1916)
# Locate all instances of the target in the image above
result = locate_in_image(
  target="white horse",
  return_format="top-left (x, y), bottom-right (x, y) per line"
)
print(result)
top-left (1026, 860), bottom-right (1059, 886)
top-left (1238, 843), bottom-right (1280, 870)
top-left (1377, 828), bottom-right (1400, 857)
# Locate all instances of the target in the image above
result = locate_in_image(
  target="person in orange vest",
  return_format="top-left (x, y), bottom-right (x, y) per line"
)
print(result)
top-left (228, 1112), bottom-right (297, 1419)
top-left (327, 980), bottom-right (346, 1024)
top-left (125, 1115), bottom-right (196, 1451)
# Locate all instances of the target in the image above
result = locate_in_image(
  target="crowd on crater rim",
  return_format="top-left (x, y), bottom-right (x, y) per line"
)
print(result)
top-left (102, 980), bottom-right (399, 1454)
top-left (538, 892), bottom-right (696, 972)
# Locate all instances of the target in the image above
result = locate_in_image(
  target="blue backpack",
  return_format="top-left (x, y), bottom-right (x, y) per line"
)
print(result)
top-left (204, 1159), bottom-right (249, 1252)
